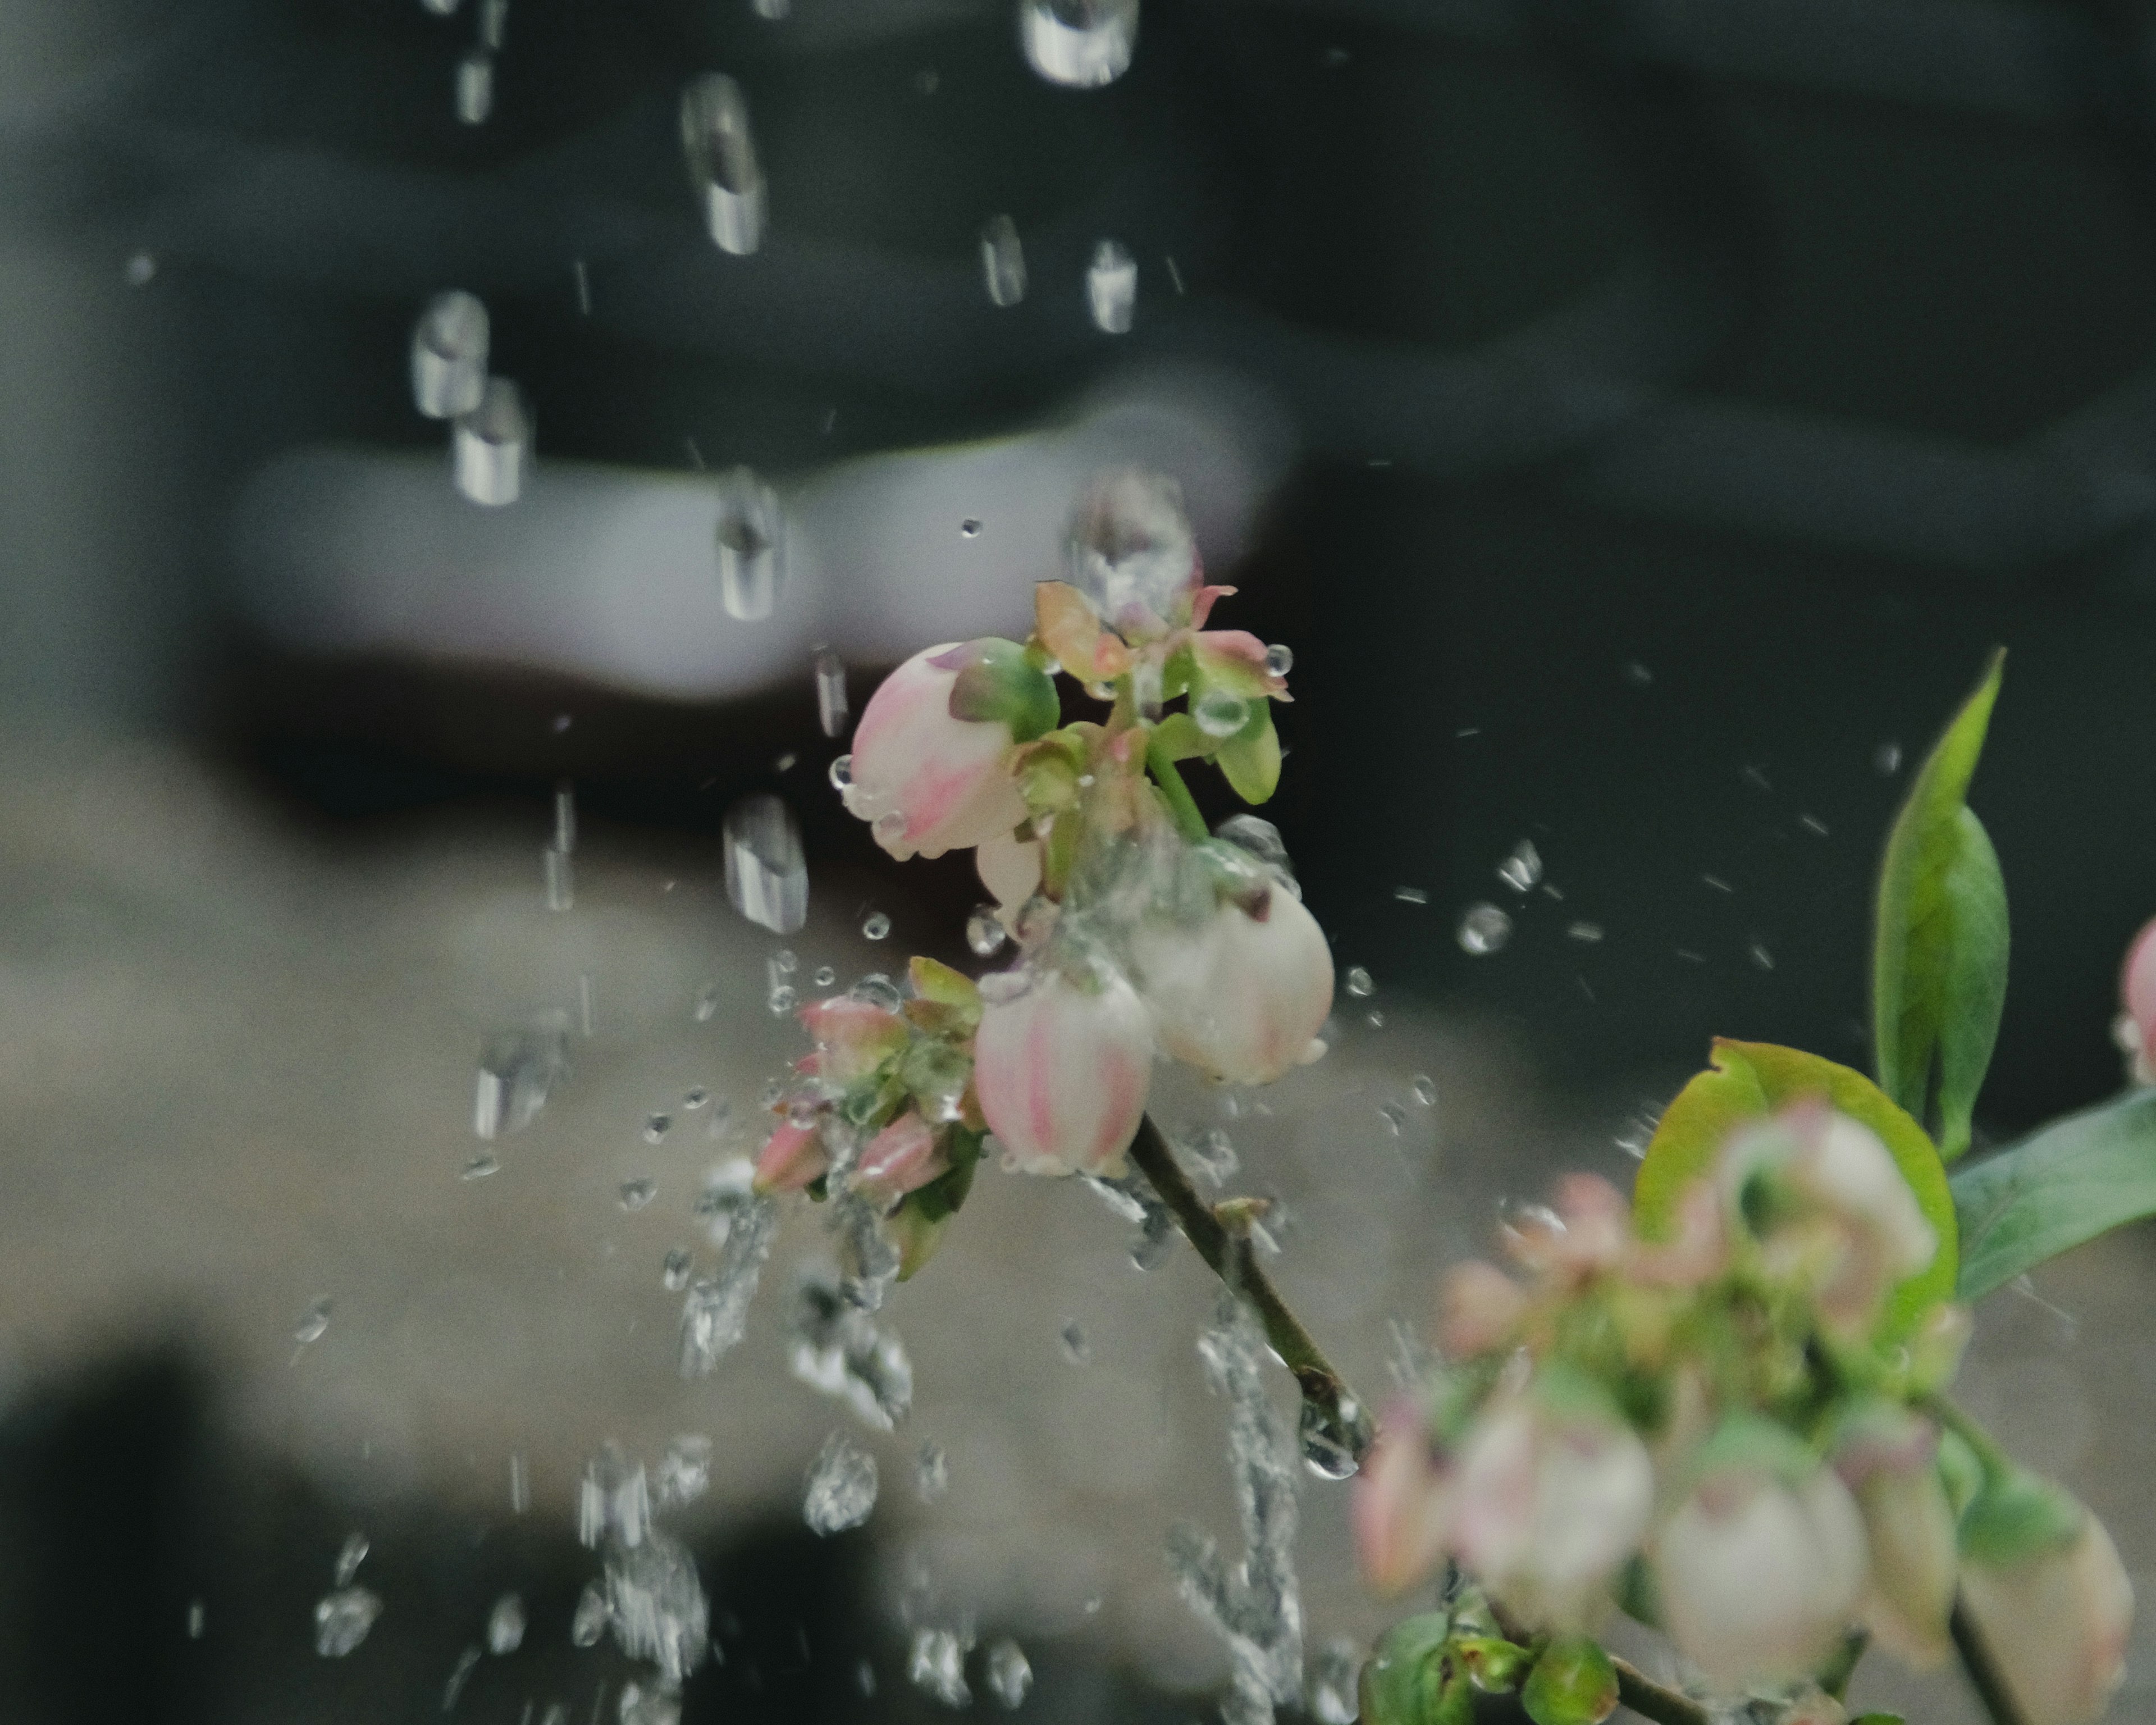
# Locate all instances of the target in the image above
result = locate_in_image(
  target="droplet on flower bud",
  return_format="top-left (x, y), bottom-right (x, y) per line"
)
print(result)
top-left (1193, 687), bottom-right (1249, 738)
top-left (1458, 902), bottom-right (1511, 955)
top-left (1264, 642), bottom-right (1294, 678)
top-left (828, 753), bottom-right (853, 791)
top-left (1299, 1390), bottom-right (1366, 1480)
top-left (852, 973), bottom-right (902, 1011)
top-left (966, 905), bottom-right (1008, 956)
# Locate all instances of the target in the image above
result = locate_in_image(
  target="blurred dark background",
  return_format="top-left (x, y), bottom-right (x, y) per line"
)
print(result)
top-left (7, 0), bottom-right (2156, 1717)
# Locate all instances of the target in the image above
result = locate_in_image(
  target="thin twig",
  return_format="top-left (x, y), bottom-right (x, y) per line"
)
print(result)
top-left (1951, 1594), bottom-right (2032, 1725)
top-left (1610, 1656), bottom-right (1715, 1725)
top-left (1127, 1114), bottom-right (1372, 1450)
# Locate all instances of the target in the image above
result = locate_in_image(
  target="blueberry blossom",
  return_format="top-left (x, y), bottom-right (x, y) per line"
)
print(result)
top-left (1962, 1506), bottom-right (2134, 1725)
top-left (972, 964), bottom-right (1154, 1177)
top-left (841, 638), bottom-right (1056, 860)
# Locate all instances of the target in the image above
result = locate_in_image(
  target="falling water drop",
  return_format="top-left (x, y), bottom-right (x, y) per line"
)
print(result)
top-left (486, 1592), bottom-right (527, 1655)
top-left (294, 1298), bottom-right (333, 1347)
top-left (1456, 902), bottom-right (1511, 956)
top-left (960, 517), bottom-right (983, 538)
top-left (680, 74), bottom-right (765, 254)
top-left (1086, 239), bottom-right (1137, 333)
top-left (802, 1431), bottom-right (879, 1534)
top-left (645, 1114), bottom-right (673, 1144)
top-left (984, 1639), bottom-right (1033, 1708)
top-left (313, 1587), bottom-right (382, 1657)
top-left (723, 794), bottom-right (807, 935)
top-left (1874, 740), bottom-right (1903, 776)
top-left (1308, 1637), bottom-right (1363, 1725)
top-left (620, 1179), bottom-right (659, 1212)
top-left (542, 843), bottom-right (573, 911)
top-left (410, 291), bottom-right (488, 419)
top-left (452, 377), bottom-right (529, 506)
top-left (1298, 1390), bottom-right (1368, 1480)
top-left (334, 1531), bottom-right (370, 1587)
top-left (1059, 1321), bottom-right (1090, 1363)
top-left (861, 911), bottom-right (891, 941)
top-left (1018, 0), bottom-right (1138, 86)
top-left (454, 51), bottom-right (494, 124)
top-left (478, 0), bottom-right (509, 45)
top-left (714, 467), bottom-right (785, 620)
top-left (1344, 966), bottom-right (1373, 998)
top-left (1411, 1074), bottom-right (1437, 1106)
top-left (1496, 839), bottom-right (1542, 893)
top-left (980, 215), bottom-right (1026, 307)
top-left (915, 1440), bottom-right (949, 1501)
top-left (813, 649), bottom-right (849, 738)
top-left (966, 906), bottom-right (1008, 956)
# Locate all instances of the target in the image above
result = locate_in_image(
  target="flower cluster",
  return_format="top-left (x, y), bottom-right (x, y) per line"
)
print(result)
top-left (814, 471), bottom-right (1333, 1186)
top-left (1356, 1102), bottom-right (2132, 1725)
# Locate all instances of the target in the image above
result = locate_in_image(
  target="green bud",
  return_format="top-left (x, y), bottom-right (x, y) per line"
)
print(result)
top-left (1452, 1636), bottom-right (1532, 1694)
top-left (1521, 1636), bottom-right (1619, 1725)
top-left (1359, 1614), bottom-right (1452, 1725)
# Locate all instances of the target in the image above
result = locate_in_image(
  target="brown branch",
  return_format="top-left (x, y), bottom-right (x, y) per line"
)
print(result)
top-left (1952, 1594), bottom-right (2032, 1725)
top-left (1127, 1113), bottom-right (1374, 1456)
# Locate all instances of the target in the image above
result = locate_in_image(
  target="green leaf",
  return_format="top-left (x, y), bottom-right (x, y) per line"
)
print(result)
top-left (1522, 1636), bottom-right (1619, 1725)
top-left (1950, 1085), bottom-right (2156, 1298)
top-left (1872, 650), bottom-right (2009, 1161)
top-left (943, 637), bottom-right (1061, 742)
top-left (1360, 1616), bottom-right (1454, 1725)
top-left (1214, 705), bottom-right (1281, 804)
top-left (1633, 1039), bottom-right (1958, 1334)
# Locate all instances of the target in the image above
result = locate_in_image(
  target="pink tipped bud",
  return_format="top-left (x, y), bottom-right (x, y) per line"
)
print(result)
top-left (853, 1111), bottom-right (949, 1212)
top-left (798, 997), bottom-right (910, 1086)
top-left (1353, 1400), bottom-right (1452, 1598)
top-left (753, 1118), bottom-right (829, 1194)
top-left (1963, 1513), bottom-right (2134, 1725)
top-left (974, 967), bottom-right (1153, 1177)
top-left (843, 644), bottom-right (1033, 860)
top-left (1131, 887), bottom-right (1333, 1087)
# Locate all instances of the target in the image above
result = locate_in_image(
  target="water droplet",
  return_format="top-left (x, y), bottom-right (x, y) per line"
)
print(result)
top-left (474, 1012), bottom-right (570, 1139)
top-left (1059, 1321), bottom-right (1090, 1363)
top-left (1344, 966), bottom-right (1373, 998)
top-left (1193, 687), bottom-right (1249, 738)
top-left (1457, 902), bottom-right (1511, 955)
top-left (1799, 813), bottom-right (1829, 837)
top-left (453, 378), bottom-right (529, 506)
top-left (966, 906), bottom-right (1008, 956)
top-left (680, 74), bottom-right (765, 254)
top-left (858, 1661), bottom-right (878, 1697)
top-left (461, 1152), bottom-right (500, 1181)
top-left (410, 291), bottom-right (488, 419)
top-left (713, 467), bottom-right (785, 620)
top-left (663, 1248), bottom-right (692, 1290)
top-left (695, 983), bottom-right (722, 1023)
top-left (828, 753), bottom-right (853, 793)
top-left (915, 1440), bottom-right (948, 1502)
top-left (812, 965), bottom-right (837, 987)
top-left (960, 518), bottom-right (982, 537)
top-left (766, 985), bottom-right (797, 1014)
top-left (125, 252), bottom-right (157, 287)
top-left (985, 1637), bottom-right (1033, 1708)
top-left (644, 1114), bottom-right (673, 1144)
top-left (873, 809), bottom-right (905, 846)
top-left (772, 948), bottom-right (797, 975)
top-left (852, 973), bottom-right (902, 1011)
top-left (861, 911), bottom-right (892, 941)
top-left (1378, 1101), bottom-right (1405, 1135)
top-left (1749, 941), bottom-right (1775, 971)
top-left (908, 1627), bottom-right (974, 1707)
top-left (1412, 1074), bottom-right (1437, 1107)
top-left (1066, 469), bottom-right (1195, 636)
top-left (543, 843), bottom-right (573, 911)
top-left (655, 1434), bottom-right (713, 1507)
top-left (313, 1587), bottom-right (382, 1657)
top-left (186, 1599), bottom-right (205, 1638)
top-left (486, 1592), bottom-right (526, 1655)
top-left (333, 1531), bottom-right (369, 1587)
top-left (1086, 239), bottom-right (1137, 333)
top-left (478, 0), bottom-right (509, 47)
top-left (1874, 740), bottom-right (1902, 776)
top-left (1497, 839), bottom-right (1542, 893)
top-left (619, 1179), bottom-right (658, 1212)
top-left (1365, 1010), bottom-right (1385, 1029)
top-left (1308, 1636), bottom-right (1363, 1725)
top-left (570, 1581), bottom-right (608, 1647)
top-left (455, 50), bottom-right (494, 124)
top-left (802, 1431), bottom-right (879, 1535)
top-left (420, 0), bottom-right (458, 14)
top-left (509, 1451), bottom-right (529, 1514)
top-left (1180, 1127), bottom-right (1238, 1185)
top-left (1392, 884), bottom-right (1427, 905)
top-left (682, 1088), bottom-right (710, 1112)
top-left (1019, 0), bottom-right (1137, 86)
top-left (1298, 1390), bottom-right (1365, 1480)
top-left (1622, 660), bottom-right (1653, 687)
top-left (980, 214), bottom-right (1026, 307)
top-left (813, 647), bottom-right (849, 739)
top-left (1566, 921), bottom-right (1603, 943)
top-left (293, 1298), bottom-right (332, 1347)
top-left (723, 793), bottom-right (807, 934)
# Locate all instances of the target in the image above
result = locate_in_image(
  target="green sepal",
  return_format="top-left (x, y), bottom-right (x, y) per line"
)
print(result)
top-left (1161, 641), bottom-right (1198, 702)
top-left (907, 1128), bottom-right (983, 1227)
top-left (943, 638), bottom-right (1061, 743)
top-left (1936, 1428), bottom-right (1984, 1521)
top-left (1958, 1468), bottom-right (2083, 1566)
top-left (1360, 1614), bottom-right (1454, 1725)
top-left (889, 1198), bottom-right (952, 1281)
top-left (908, 956), bottom-right (982, 1018)
top-left (1631, 1039), bottom-right (1958, 1338)
top-left (841, 1073), bottom-right (909, 1131)
top-left (1521, 1636), bottom-right (1619, 1725)
top-left (1613, 1554), bottom-right (1661, 1629)
top-left (1215, 704), bottom-right (1281, 804)
top-left (1151, 710), bottom-right (1216, 763)
top-left (1872, 650), bottom-right (2008, 1161)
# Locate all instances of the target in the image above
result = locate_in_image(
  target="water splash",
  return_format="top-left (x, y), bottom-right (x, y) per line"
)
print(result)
top-left (678, 1193), bottom-right (778, 1375)
top-left (788, 1266), bottom-right (913, 1429)
top-left (1018, 0), bottom-right (1138, 87)
top-left (802, 1430), bottom-right (879, 1535)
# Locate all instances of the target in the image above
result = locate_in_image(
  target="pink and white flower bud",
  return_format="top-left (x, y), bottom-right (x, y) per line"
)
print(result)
top-left (1834, 1409), bottom-right (1957, 1667)
top-left (974, 967), bottom-right (1153, 1176)
top-left (798, 997), bottom-right (909, 1087)
top-left (1353, 1399), bottom-right (1453, 1598)
top-left (2121, 916), bottom-right (2156, 1084)
top-left (1654, 1456), bottom-right (1868, 1690)
top-left (753, 1117), bottom-right (829, 1194)
top-left (843, 645), bottom-right (1031, 860)
top-left (853, 1111), bottom-right (949, 1212)
top-left (1131, 886), bottom-right (1333, 1085)
top-left (1447, 1388), bottom-right (1655, 1630)
top-left (1962, 1514), bottom-right (2134, 1725)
